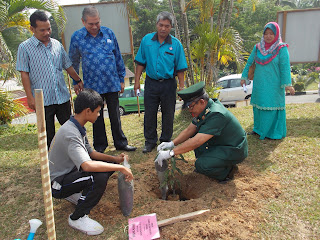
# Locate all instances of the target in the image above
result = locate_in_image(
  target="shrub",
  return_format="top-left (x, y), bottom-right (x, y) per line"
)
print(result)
top-left (293, 82), bottom-right (305, 92)
top-left (0, 89), bottom-right (28, 125)
top-left (206, 85), bottom-right (220, 99)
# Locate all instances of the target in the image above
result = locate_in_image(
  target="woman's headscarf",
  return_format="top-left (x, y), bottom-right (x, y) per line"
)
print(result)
top-left (255, 22), bottom-right (288, 65)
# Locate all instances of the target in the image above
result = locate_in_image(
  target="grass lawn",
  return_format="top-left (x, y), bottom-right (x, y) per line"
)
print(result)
top-left (0, 103), bottom-right (319, 239)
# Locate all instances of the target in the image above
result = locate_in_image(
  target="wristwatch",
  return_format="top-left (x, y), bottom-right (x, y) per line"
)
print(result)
top-left (169, 150), bottom-right (175, 157)
top-left (75, 78), bottom-right (82, 84)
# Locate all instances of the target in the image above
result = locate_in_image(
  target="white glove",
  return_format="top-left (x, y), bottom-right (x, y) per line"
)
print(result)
top-left (155, 150), bottom-right (171, 167)
top-left (157, 141), bottom-right (174, 151)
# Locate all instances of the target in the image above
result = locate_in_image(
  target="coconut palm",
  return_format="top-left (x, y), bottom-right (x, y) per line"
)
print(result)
top-left (0, 0), bottom-right (66, 80)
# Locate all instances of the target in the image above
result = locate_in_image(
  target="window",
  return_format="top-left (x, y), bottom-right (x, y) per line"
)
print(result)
top-left (229, 79), bottom-right (242, 88)
top-left (217, 80), bottom-right (228, 89)
top-left (119, 90), bottom-right (132, 98)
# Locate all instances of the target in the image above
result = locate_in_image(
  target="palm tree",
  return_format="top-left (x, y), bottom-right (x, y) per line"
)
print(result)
top-left (191, 22), bottom-right (245, 84)
top-left (0, 0), bottom-right (66, 80)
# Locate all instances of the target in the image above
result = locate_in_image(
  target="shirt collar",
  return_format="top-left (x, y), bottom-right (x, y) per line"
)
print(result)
top-left (69, 116), bottom-right (86, 137)
top-left (151, 32), bottom-right (172, 44)
top-left (85, 28), bottom-right (103, 38)
top-left (30, 35), bottom-right (52, 47)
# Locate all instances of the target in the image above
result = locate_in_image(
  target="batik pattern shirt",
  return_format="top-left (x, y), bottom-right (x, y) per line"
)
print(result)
top-left (69, 26), bottom-right (126, 94)
top-left (16, 36), bottom-right (72, 106)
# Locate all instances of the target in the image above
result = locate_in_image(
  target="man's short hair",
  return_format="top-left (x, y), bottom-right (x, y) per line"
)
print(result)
top-left (30, 10), bottom-right (49, 28)
top-left (82, 6), bottom-right (100, 22)
top-left (156, 11), bottom-right (174, 26)
top-left (74, 89), bottom-right (104, 114)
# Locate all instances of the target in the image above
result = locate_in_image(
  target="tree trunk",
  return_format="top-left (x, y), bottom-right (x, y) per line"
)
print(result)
top-left (168, 0), bottom-right (181, 41)
top-left (205, 14), bottom-right (215, 84)
top-left (219, 0), bottom-right (228, 35)
top-left (180, 0), bottom-right (194, 86)
top-left (211, 0), bottom-right (228, 84)
top-left (226, 0), bottom-right (234, 28)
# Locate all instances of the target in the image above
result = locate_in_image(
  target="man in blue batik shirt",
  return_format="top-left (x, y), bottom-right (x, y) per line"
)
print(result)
top-left (69, 6), bottom-right (136, 153)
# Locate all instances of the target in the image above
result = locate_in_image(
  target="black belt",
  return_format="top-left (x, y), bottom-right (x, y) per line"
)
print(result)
top-left (146, 75), bottom-right (173, 82)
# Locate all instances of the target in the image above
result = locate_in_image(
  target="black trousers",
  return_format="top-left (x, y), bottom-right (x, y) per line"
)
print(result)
top-left (93, 92), bottom-right (128, 151)
top-left (45, 101), bottom-right (71, 149)
top-left (144, 76), bottom-right (177, 146)
top-left (51, 168), bottom-right (114, 219)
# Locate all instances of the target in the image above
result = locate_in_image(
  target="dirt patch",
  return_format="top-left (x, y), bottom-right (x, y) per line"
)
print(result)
top-left (88, 158), bottom-right (281, 239)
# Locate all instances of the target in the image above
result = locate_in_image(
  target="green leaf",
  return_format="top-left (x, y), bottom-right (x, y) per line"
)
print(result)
top-left (176, 167), bottom-right (183, 175)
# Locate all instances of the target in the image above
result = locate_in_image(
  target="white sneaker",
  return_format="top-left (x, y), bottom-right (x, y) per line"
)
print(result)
top-left (68, 215), bottom-right (104, 235)
top-left (65, 193), bottom-right (81, 205)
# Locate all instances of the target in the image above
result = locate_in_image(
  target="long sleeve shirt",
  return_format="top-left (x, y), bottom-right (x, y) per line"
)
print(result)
top-left (69, 26), bottom-right (126, 94)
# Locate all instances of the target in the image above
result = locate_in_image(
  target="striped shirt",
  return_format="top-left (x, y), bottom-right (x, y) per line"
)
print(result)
top-left (16, 36), bottom-right (72, 106)
top-left (69, 26), bottom-right (125, 94)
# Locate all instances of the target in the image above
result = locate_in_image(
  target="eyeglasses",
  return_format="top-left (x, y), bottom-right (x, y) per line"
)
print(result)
top-left (187, 100), bottom-right (199, 110)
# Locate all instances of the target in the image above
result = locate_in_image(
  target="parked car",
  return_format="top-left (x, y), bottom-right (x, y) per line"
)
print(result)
top-left (216, 74), bottom-right (253, 105)
top-left (119, 85), bottom-right (145, 115)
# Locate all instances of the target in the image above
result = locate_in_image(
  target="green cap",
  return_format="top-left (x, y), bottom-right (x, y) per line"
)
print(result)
top-left (177, 82), bottom-right (206, 108)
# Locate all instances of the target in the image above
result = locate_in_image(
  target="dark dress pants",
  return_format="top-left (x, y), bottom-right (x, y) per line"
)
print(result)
top-left (93, 92), bottom-right (128, 152)
top-left (45, 101), bottom-right (71, 149)
top-left (51, 168), bottom-right (114, 219)
top-left (144, 77), bottom-right (177, 146)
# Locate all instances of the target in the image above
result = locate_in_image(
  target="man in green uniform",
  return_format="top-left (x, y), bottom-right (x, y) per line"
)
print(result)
top-left (156, 82), bottom-right (248, 182)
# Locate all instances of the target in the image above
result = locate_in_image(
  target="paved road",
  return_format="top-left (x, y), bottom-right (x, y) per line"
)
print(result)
top-left (285, 91), bottom-right (320, 104)
top-left (11, 91), bottom-right (320, 125)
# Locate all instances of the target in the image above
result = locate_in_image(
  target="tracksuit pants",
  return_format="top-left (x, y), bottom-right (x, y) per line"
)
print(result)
top-left (51, 168), bottom-right (114, 220)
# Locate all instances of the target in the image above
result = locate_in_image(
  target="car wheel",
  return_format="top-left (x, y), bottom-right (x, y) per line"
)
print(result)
top-left (119, 107), bottom-right (125, 116)
top-left (245, 95), bottom-right (251, 100)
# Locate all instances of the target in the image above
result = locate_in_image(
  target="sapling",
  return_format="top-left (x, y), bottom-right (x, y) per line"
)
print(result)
top-left (155, 150), bottom-right (187, 199)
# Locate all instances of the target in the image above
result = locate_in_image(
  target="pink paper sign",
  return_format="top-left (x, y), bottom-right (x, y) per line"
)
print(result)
top-left (128, 213), bottom-right (160, 240)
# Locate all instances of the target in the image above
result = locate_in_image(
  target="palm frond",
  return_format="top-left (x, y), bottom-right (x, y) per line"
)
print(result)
top-left (50, 5), bottom-right (66, 34)
top-left (7, 0), bottom-right (66, 33)
top-left (0, 31), bottom-right (13, 63)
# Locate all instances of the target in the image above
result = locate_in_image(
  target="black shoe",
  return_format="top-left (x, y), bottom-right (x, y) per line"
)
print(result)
top-left (219, 165), bottom-right (239, 184)
top-left (142, 144), bottom-right (156, 153)
top-left (247, 131), bottom-right (258, 135)
top-left (116, 145), bottom-right (137, 151)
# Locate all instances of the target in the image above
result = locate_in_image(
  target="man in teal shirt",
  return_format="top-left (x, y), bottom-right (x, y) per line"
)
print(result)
top-left (156, 82), bottom-right (248, 182)
top-left (134, 11), bottom-right (188, 153)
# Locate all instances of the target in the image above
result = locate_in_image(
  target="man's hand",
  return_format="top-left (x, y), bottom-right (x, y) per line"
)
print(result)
top-left (155, 150), bottom-right (171, 167)
top-left (74, 81), bottom-right (84, 95)
top-left (121, 167), bottom-right (133, 182)
top-left (157, 141), bottom-right (174, 151)
top-left (134, 83), bottom-right (140, 96)
top-left (27, 95), bottom-right (36, 110)
top-left (120, 82), bottom-right (125, 93)
top-left (240, 79), bottom-right (246, 87)
top-left (117, 153), bottom-right (128, 163)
